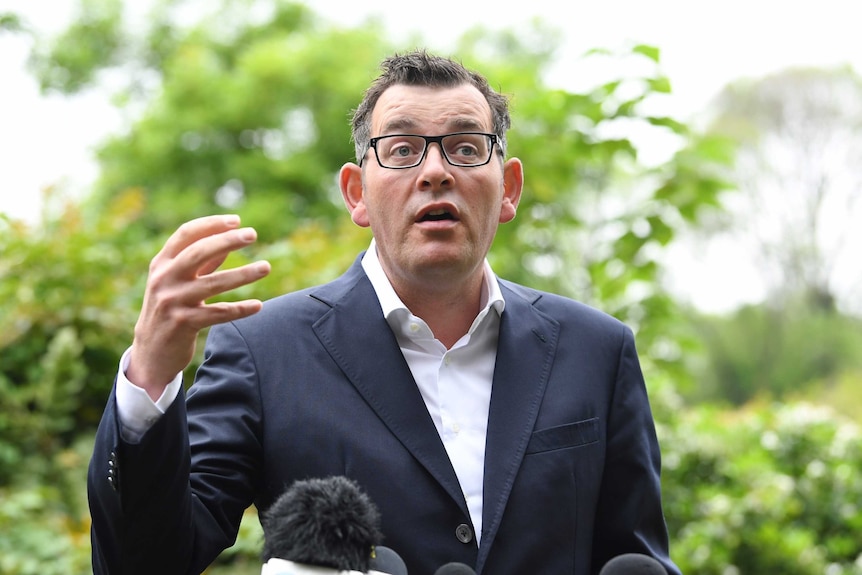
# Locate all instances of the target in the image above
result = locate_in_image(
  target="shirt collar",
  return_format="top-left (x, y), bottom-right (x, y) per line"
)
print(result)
top-left (360, 238), bottom-right (505, 320)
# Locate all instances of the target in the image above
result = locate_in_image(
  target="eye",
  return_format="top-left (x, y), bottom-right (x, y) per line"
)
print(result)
top-left (392, 144), bottom-right (415, 157)
top-left (444, 134), bottom-right (488, 164)
top-left (453, 143), bottom-right (478, 157)
top-left (382, 136), bottom-right (423, 163)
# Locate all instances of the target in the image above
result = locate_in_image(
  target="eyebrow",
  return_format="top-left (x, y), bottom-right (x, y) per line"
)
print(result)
top-left (379, 116), bottom-right (488, 135)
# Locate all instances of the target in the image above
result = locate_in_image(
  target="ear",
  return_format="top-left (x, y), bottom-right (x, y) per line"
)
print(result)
top-left (499, 157), bottom-right (523, 224)
top-left (339, 163), bottom-right (370, 228)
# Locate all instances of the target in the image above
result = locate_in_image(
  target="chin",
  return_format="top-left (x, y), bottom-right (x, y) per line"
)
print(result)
top-left (415, 251), bottom-right (477, 278)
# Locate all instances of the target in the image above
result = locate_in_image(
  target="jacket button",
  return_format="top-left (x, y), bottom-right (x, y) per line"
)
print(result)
top-left (455, 523), bottom-right (473, 544)
top-left (108, 451), bottom-right (119, 491)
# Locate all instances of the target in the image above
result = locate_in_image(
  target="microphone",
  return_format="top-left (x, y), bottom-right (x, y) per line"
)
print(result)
top-left (599, 553), bottom-right (667, 574)
top-left (261, 548), bottom-right (405, 575)
top-left (370, 545), bottom-right (408, 575)
top-left (261, 475), bottom-right (400, 574)
top-left (433, 563), bottom-right (476, 575)
top-left (261, 547), bottom-right (406, 575)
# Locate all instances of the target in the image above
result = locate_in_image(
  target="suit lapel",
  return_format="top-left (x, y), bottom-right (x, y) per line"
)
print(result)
top-left (477, 282), bottom-right (559, 571)
top-left (310, 262), bottom-right (559, 568)
top-left (310, 259), bottom-right (467, 511)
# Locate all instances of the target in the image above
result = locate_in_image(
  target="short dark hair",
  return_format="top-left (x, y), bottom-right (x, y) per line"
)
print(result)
top-left (351, 49), bottom-right (511, 163)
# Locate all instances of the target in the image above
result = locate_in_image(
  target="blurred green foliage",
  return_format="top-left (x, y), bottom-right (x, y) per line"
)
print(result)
top-left (0, 189), bottom-right (148, 574)
top-left (653, 381), bottom-right (862, 575)
top-left (2, 1), bottom-right (861, 574)
top-left (28, 0), bottom-right (124, 93)
top-left (686, 301), bottom-right (862, 405)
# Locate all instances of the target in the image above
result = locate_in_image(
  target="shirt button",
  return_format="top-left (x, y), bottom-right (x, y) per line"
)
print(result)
top-left (455, 523), bottom-right (473, 544)
top-left (452, 421), bottom-right (461, 434)
top-left (409, 322), bottom-right (420, 333)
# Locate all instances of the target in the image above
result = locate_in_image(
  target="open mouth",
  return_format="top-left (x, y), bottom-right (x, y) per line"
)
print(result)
top-left (418, 208), bottom-right (457, 222)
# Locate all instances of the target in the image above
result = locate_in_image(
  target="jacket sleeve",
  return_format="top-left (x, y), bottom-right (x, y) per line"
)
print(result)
top-left (590, 327), bottom-right (682, 575)
top-left (87, 321), bottom-right (264, 575)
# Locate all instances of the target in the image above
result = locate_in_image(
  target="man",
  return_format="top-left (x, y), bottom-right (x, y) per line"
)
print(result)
top-left (88, 50), bottom-right (681, 575)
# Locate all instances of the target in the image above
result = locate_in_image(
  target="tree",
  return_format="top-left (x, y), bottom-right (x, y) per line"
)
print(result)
top-left (703, 66), bottom-right (862, 315)
top-left (675, 67), bottom-right (862, 406)
top-left (28, 0), bottom-right (388, 242)
top-left (686, 301), bottom-right (862, 405)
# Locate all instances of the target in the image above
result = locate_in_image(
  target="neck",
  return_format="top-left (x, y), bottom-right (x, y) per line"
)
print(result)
top-left (395, 273), bottom-right (485, 349)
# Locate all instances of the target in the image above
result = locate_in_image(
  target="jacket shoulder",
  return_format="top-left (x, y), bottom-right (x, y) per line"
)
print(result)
top-left (499, 279), bottom-right (628, 333)
top-left (222, 258), bottom-right (369, 336)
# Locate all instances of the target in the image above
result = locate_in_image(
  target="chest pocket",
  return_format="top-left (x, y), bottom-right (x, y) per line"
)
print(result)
top-left (525, 417), bottom-right (600, 455)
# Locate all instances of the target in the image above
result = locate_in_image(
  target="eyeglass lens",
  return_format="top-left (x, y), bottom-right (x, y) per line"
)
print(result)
top-left (374, 133), bottom-right (492, 168)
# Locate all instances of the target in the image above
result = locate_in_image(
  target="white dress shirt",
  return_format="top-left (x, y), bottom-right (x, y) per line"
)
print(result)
top-left (360, 240), bottom-right (504, 545)
top-left (116, 239), bottom-right (504, 545)
top-left (115, 348), bottom-right (183, 442)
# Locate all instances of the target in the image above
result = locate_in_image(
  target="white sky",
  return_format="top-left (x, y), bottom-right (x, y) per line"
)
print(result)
top-left (1, 0), bottom-right (860, 312)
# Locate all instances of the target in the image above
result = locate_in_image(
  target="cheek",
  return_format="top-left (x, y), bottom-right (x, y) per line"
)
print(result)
top-left (475, 185), bottom-right (508, 227)
top-left (361, 190), bottom-right (398, 235)
top-left (364, 173), bottom-right (406, 220)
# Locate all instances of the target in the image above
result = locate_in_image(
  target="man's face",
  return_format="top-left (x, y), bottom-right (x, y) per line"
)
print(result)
top-left (340, 83), bottom-right (522, 293)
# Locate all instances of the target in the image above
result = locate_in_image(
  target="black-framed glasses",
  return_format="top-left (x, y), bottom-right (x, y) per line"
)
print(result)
top-left (364, 132), bottom-right (498, 169)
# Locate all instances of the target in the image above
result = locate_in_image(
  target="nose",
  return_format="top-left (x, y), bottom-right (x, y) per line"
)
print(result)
top-left (424, 141), bottom-right (448, 165)
top-left (417, 143), bottom-right (452, 189)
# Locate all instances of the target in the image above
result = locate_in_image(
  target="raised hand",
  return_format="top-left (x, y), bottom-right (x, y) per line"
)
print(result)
top-left (126, 215), bottom-right (271, 400)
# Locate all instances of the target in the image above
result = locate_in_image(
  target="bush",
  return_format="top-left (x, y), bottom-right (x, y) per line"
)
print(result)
top-left (653, 376), bottom-right (862, 575)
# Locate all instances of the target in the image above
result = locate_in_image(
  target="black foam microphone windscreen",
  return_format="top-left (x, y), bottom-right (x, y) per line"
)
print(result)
top-left (261, 476), bottom-right (383, 572)
top-left (599, 553), bottom-right (667, 574)
top-left (433, 562), bottom-right (477, 575)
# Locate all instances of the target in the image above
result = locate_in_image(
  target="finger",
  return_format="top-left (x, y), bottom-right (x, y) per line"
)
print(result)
top-left (173, 226), bottom-right (259, 280)
top-left (134, 260), bottom-right (269, 345)
top-left (160, 214), bottom-right (242, 260)
top-left (181, 298), bottom-right (267, 332)
top-left (129, 295), bottom-right (267, 387)
top-left (198, 251), bottom-right (230, 277)
top-left (182, 260), bottom-right (271, 306)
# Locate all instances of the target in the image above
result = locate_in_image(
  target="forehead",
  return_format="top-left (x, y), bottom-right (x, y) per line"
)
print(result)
top-left (372, 83), bottom-right (493, 135)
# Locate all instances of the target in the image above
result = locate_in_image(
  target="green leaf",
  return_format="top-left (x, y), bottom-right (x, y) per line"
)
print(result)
top-left (647, 75), bottom-right (672, 94)
top-left (646, 115), bottom-right (688, 133)
top-left (633, 44), bottom-right (661, 63)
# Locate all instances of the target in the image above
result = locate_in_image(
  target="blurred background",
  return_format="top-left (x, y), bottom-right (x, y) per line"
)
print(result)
top-left (1, 1), bottom-right (860, 573)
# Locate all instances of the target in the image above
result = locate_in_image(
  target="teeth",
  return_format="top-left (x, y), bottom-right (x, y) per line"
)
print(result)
top-left (420, 208), bottom-right (453, 222)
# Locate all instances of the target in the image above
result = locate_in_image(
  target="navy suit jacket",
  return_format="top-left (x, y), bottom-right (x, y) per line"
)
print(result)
top-left (88, 255), bottom-right (680, 575)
